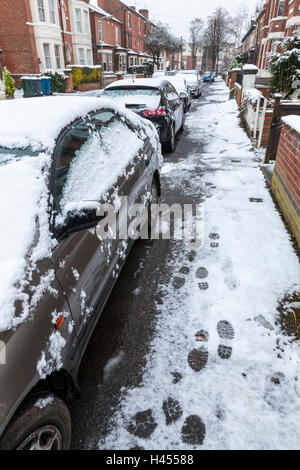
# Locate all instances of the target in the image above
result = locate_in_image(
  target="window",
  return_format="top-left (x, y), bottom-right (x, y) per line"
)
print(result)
top-left (139, 19), bottom-right (141, 34)
top-left (86, 49), bottom-right (92, 66)
top-left (54, 45), bottom-right (62, 68)
top-left (98, 20), bottom-right (103, 42)
top-left (115, 27), bottom-right (119, 45)
top-left (43, 43), bottom-right (52, 69)
top-left (48, 0), bottom-right (56, 24)
top-left (78, 48), bottom-right (85, 65)
top-left (75, 9), bottom-right (82, 32)
top-left (102, 53), bottom-right (107, 71)
top-left (108, 53), bottom-right (112, 71)
top-left (37, 0), bottom-right (45, 22)
top-left (83, 10), bottom-right (89, 34)
top-left (53, 112), bottom-right (133, 215)
top-left (277, 0), bottom-right (284, 17)
top-left (128, 12), bottom-right (131, 29)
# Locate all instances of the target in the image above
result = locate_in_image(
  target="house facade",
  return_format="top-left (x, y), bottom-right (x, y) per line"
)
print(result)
top-left (257, 0), bottom-right (300, 78)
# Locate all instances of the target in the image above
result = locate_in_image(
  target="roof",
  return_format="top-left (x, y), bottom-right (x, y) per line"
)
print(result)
top-left (105, 78), bottom-right (166, 90)
top-left (0, 96), bottom-right (149, 152)
top-left (88, 2), bottom-right (122, 24)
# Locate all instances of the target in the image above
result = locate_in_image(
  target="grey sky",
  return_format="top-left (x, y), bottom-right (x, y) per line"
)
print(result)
top-left (124, 0), bottom-right (261, 39)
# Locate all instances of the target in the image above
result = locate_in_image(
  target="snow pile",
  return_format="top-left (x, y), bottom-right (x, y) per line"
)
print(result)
top-left (37, 331), bottom-right (66, 379)
top-left (243, 88), bottom-right (262, 105)
top-left (99, 79), bottom-right (300, 450)
top-left (243, 64), bottom-right (258, 71)
top-left (282, 115), bottom-right (300, 134)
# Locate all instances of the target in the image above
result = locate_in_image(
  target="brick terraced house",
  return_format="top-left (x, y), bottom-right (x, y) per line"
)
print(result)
top-left (0, 0), bottom-right (94, 76)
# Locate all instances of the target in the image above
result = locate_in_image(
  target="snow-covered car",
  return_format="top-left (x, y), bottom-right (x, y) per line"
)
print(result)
top-left (152, 70), bottom-right (166, 78)
top-left (165, 76), bottom-right (191, 113)
top-left (102, 78), bottom-right (185, 152)
top-left (0, 96), bottom-right (162, 450)
top-left (177, 71), bottom-right (202, 98)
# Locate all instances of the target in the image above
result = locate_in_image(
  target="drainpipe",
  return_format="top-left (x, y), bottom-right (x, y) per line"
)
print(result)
top-left (58, 0), bottom-right (67, 67)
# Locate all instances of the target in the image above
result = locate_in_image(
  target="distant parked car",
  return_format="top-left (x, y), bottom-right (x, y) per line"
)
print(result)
top-left (177, 71), bottom-right (202, 98)
top-left (203, 71), bottom-right (215, 83)
top-left (152, 70), bottom-right (166, 78)
top-left (165, 75), bottom-right (191, 113)
top-left (0, 96), bottom-right (161, 450)
top-left (103, 78), bottom-right (185, 152)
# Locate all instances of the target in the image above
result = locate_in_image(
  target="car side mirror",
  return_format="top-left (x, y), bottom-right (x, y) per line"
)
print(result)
top-left (179, 92), bottom-right (187, 100)
top-left (55, 205), bottom-right (102, 240)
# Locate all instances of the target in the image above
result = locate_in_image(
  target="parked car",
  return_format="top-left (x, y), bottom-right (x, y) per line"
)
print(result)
top-left (177, 71), bottom-right (202, 98)
top-left (152, 70), bottom-right (166, 78)
top-left (102, 78), bottom-right (185, 152)
top-left (165, 76), bottom-right (191, 113)
top-left (0, 96), bottom-right (161, 450)
top-left (203, 71), bottom-right (215, 83)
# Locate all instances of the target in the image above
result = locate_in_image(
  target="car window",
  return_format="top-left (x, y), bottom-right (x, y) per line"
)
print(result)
top-left (103, 87), bottom-right (161, 109)
top-left (53, 111), bottom-right (142, 214)
top-left (165, 83), bottom-right (178, 101)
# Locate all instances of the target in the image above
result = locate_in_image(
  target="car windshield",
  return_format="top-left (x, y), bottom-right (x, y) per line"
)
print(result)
top-left (103, 87), bottom-right (161, 109)
top-left (180, 71), bottom-right (197, 75)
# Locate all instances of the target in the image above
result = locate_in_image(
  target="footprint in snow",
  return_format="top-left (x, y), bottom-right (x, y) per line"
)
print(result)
top-left (198, 282), bottom-right (209, 291)
top-left (179, 266), bottom-right (190, 275)
top-left (195, 267), bottom-right (209, 279)
top-left (181, 415), bottom-right (206, 446)
top-left (222, 259), bottom-right (240, 291)
top-left (217, 320), bottom-right (235, 360)
top-left (172, 277), bottom-right (186, 290)
top-left (127, 409), bottom-right (157, 439)
top-left (162, 397), bottom-right (183, 425)
top-left (188, 347), bottom-right (208, 372)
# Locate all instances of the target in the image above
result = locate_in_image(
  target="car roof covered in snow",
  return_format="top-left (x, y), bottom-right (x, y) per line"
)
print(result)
top-left (0, 95), bottom-right (149, 152)
top-left (105, 78), bottom-right (165, 90)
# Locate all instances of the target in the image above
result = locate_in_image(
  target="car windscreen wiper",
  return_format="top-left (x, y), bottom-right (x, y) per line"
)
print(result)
top-left (125, 103), bottom-right (147, 108)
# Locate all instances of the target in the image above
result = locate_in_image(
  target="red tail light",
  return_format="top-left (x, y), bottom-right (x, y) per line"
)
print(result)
top-left (142, 108), bottom-right (167, 117)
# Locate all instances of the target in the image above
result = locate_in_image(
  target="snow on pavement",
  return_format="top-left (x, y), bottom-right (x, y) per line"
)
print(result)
top-left (99, 79), bottom-right (300, 450)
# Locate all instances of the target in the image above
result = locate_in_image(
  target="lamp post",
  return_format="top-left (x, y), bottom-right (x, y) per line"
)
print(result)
top-left (101, 15), bottom-right (113, 89)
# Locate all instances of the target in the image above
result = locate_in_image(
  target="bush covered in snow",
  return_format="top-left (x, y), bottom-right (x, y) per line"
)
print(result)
top-left (268, 35), bottom-right (300, 98)
top-left (44, 71), bottom-right (67, 93)
top-left (3, 67), bottom-right (15, 96)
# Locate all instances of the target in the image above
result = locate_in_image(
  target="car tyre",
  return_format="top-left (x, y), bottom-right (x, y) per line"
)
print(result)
top-left (0, 394), bottom-right (71, 450)
top-left (164, 124), bottom-right (175, 153)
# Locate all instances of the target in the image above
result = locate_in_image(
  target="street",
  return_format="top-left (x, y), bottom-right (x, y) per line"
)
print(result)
top-left (68, 80), bottom-right (300, 450)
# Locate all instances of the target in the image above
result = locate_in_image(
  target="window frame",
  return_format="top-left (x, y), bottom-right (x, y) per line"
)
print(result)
top-left (75, 9), bottom-right (82, 33)
top-left (37, 0), bottom-right (46, 22)
top-left (78, 48), bottom-right (85, 65)
top-left (43, 43), bottom-right (52, 69)
top-left (54, 44), bottom-right (62, 69)
top-left (48, 0), bottom-right (56, 24)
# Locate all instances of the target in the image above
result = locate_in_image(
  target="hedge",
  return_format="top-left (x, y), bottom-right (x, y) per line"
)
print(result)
top-left (71, 66), bottom-right (101, 89)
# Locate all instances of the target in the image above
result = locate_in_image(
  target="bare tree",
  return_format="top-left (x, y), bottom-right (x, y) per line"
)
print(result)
top-left (230, 6), bottom-right (250, 48)
top-left (189, 18), bottom-right (204, 69)
top-left (204, 7), bottom-right (232, 75)
top-left (145, 24), bottom-right (182, 69)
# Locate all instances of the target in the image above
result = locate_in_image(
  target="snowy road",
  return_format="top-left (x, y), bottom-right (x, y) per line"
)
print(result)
top-left (69, 79), bottom-right (300, 450)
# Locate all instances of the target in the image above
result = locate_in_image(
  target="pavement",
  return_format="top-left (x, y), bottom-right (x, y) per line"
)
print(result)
top-left (68, 80), bottom-right (300, 450)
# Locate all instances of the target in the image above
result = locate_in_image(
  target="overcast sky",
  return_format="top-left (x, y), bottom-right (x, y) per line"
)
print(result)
top-left (123, 0), bottom-right (261, 38)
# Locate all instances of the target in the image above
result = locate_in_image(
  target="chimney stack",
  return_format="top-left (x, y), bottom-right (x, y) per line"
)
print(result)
top-left (139, 9), bottom-right (149, 19)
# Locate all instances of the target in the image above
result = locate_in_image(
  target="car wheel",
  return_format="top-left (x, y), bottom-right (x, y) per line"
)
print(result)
top-left (148, 179), bottom-right (159, 237)
top-left (181, 113), bottom-right (185, 131)
top-left (164, 124), bottom-right (175, 153)
top-left (0, 394), bottom-right (71, 450)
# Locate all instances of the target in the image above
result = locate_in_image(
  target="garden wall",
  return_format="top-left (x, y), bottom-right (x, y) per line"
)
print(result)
top-left (272, 118), bottom-right (300, 248)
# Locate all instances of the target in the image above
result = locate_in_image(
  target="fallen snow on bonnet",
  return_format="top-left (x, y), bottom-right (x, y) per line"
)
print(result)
top-left (99, 80), bottom-right (300, 450)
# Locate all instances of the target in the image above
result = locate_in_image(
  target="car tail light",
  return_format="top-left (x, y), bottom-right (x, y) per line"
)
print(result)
top-left (142, 108), bottom-right (167, 117)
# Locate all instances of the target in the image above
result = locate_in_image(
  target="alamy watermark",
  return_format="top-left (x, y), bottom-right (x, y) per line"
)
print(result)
top-left (94, 197), bottom-right (205, 249)
top-left (0, 341), bottom-right (6, 365)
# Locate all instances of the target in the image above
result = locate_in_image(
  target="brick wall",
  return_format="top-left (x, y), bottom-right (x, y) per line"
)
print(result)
top-left (234, 83), bottom-right (242, 107)
top-left (272, 122), bottom-right (300, 248)
top-left (261, 110), bottom-right (273, 147)
top-left (0, 0), bottom-right (39, 74)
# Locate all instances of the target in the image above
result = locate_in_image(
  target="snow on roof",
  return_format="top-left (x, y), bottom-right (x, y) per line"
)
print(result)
top-left (88, 2), bottom-right (122, 24)
top-left (0, 95), bottom-right (151, 152)
top-left (105, 78), bottom-right (165, 90)
top-left (282, 115), bottom-right (300, 134)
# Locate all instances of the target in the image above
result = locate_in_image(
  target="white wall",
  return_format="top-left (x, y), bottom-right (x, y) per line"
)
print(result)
top-left (69, 0), bottom-right (93, 65)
